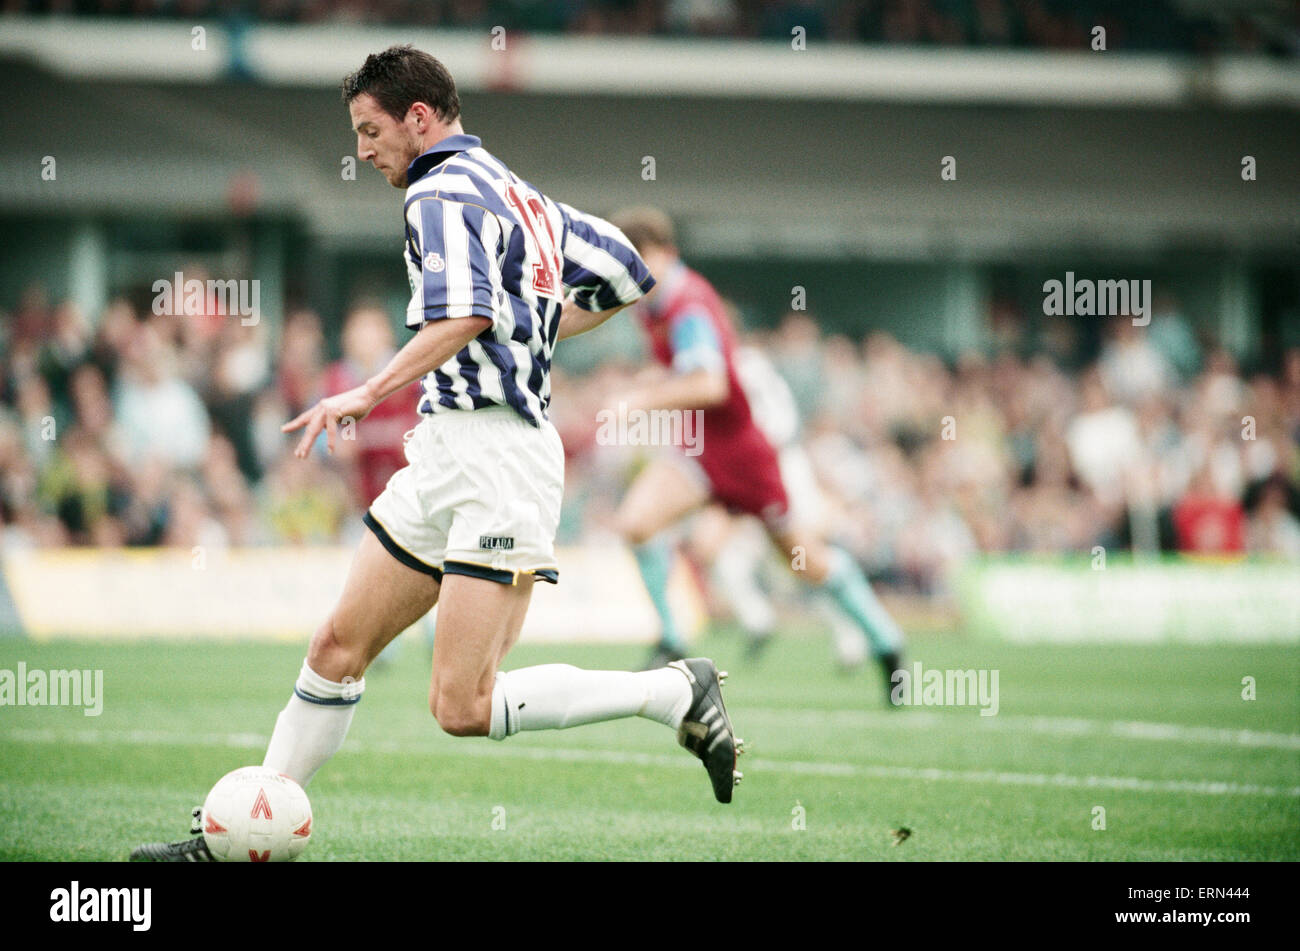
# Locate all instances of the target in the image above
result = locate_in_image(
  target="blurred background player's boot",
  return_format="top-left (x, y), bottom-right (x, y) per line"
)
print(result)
top-left (817, 547), bottom-right (907, 705)
top-left (743, 629), bottom-right (774, 662)
top-left (878, 650), bottom-right (905, 708)
top-left (642, 641), bottom-right (687, 669)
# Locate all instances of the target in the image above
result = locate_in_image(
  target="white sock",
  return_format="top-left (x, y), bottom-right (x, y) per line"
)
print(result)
top-left (262, 660), bottom-right (365, 786)
top-left (488, 664), bottom-right (692, 740)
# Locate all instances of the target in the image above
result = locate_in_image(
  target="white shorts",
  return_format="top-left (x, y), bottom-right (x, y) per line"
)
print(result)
top-left (364, 405), bottom-right (564, 585)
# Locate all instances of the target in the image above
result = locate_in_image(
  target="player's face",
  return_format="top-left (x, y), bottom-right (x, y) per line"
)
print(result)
top-left (349, 93), bottom-right (421, 188)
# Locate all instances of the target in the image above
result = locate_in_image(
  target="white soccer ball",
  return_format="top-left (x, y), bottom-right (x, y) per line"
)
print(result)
top-left (200, 766), bottom-right (312, 862)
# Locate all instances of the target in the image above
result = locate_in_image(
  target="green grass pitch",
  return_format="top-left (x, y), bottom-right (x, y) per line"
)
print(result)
top-left (1, 630), bottom-right (1296, 860)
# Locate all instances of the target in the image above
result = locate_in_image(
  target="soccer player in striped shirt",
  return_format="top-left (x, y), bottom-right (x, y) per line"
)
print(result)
top-left (131, 46), bottom-right (740, 861)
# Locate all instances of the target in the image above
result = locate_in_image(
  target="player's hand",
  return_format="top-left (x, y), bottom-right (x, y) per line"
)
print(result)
top-left (281, 383), bottom-right (380, 459)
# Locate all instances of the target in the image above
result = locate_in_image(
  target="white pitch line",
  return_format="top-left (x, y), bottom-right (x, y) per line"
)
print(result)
top-left (4, 727), bottom-right (1297, 799)
top-left (741, 707), bottom-right (1300, 751)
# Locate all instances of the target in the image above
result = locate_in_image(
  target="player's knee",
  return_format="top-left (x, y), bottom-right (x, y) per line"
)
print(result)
top-left (431, 693), bottom-right (490, 737)
top-left (435, 709), bottom-right (488, 737)
top-left (307, 616), bottom-right (367, 682)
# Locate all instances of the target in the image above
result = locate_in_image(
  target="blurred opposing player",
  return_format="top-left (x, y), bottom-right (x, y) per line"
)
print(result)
top-left (608, 206), bottom-right (905, 699)
top-left (131, 47), bottom-right (741, 861)
top-left (696, 339), bottom-right (875, 670)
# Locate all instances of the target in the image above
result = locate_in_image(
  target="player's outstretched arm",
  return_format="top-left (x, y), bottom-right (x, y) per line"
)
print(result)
top-left (282, 314), bottom-right (492, 458)
top-left (556, 298), bottom-right (632, 341)
top-left (626, 367), bottom-right (729, 413)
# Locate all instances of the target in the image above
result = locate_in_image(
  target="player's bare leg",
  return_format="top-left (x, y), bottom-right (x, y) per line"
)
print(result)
top-left (427, 571), bottom-right (743, 802)
top-left (263, 530), bottom-right (441, 786)
top-left (423, 570), bottom-right (687, 741)
top-left (617, 455), bottom-right (711, 545)
top-left (426, 573), bottom-right (534, 735)
top-left (615, 456), bottom-right (711, 667)
top-left (131, 533), bottom-right (442, 861)
top-left (311, 530), bottom-right (442, 680)
top-left (768, 525), bottom-right (831, 584)
top-left (766, 522), bottom-right (906, 702)
top-left (685, 504), bottom-right (734, 565)
top-left (135, 494), bottom-right (740, 863)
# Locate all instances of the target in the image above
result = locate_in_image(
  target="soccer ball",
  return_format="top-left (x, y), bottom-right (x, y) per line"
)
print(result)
top-left (200, 766), bottom-right (312, 862)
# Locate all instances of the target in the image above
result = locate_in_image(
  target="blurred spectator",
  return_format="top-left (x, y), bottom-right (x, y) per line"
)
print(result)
top-left (1172, 463), bottom-right (1245, 554)
top-left (1246, 477), bottom-right (1300, 558)
top-left (0, 279), bottom-right (1297, 588)
top-left (203, 433), bottom-right (259, 546)
top-left (1099, 320), bottom-right (1171, 405)
top-left (207, 317), bottom-right (272, 482)
top-left (261, 447), bottom-right (351, 544)
top-left (9, 0), bottom-right (1277, 56)
top-left (1065, 369), bottom-right (1140, 510)
top-left (113, 319), bottom-right (211, 470)
top-left (15, 372), bottom-right (57, 471)
top-left (37, 300), bottom-right (92, 417)
top-left (277, 308), bottom-right (325, 418)
top-left (667, 0), bottom-right (739, 35)
top-left (770, 311), bottom-right (825, 419)
top-left (162, 477), bottom-right (229, 552)
top-left (1147, 292), bottom-right (1201, 381)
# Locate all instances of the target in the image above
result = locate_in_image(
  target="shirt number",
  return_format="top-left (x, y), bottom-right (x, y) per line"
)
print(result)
top-left (504, 183), bottom-right (563, 301)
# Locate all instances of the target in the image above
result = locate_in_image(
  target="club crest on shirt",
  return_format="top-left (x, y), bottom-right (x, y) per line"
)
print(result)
top-left (423, 251), bottom-right (445, 273)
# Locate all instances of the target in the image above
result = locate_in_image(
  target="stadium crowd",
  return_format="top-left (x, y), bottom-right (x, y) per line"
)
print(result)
top-left (2, 279), bottom-right (1298, 598)
top-left (6, 0), bottom-right (1297, 55)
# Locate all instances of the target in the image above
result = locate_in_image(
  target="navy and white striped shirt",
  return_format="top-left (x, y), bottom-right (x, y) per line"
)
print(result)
top-left (402, 134), bottom-right (654, 426)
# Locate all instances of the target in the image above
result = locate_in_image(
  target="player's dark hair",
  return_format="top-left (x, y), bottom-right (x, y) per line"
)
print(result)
top-left (341, 45), bottom-right (461, 124)
top-left (609, 206), bottom-right (676, 254)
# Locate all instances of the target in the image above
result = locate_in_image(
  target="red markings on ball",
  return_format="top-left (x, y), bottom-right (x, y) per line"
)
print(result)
top-left (250, 788), bottom-right (273, 820)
